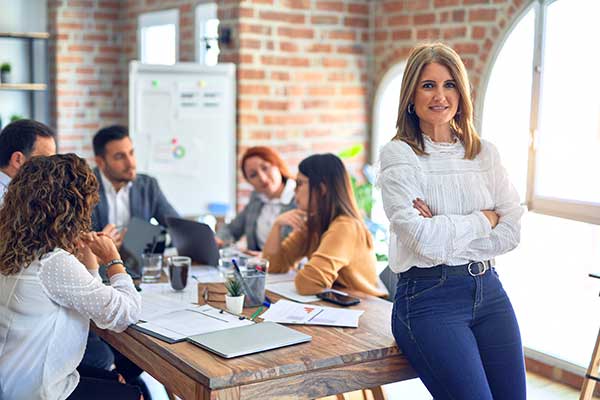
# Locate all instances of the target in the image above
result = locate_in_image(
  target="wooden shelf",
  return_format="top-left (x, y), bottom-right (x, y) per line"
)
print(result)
top-left (0, 83), bottom-right (47, 91)
top-left (0, 32), bottom-right (49, 40)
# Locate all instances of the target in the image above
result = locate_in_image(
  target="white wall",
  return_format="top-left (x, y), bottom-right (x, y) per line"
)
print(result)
top-left (0, 0), bottom-right (48, 128)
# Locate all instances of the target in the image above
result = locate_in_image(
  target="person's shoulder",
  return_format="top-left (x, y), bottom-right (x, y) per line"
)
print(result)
top-left (477, 138), bottom-right (500, 160)
top-left (328, 215), bottom-right (363, 235)
top-left (380, 139), bottom-right (419, 168)
top-left (133, 173), bottom-right (161, 189)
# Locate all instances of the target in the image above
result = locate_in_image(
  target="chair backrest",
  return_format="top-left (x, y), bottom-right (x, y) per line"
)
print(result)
top-left (379, 265), bottom-right (398, 302)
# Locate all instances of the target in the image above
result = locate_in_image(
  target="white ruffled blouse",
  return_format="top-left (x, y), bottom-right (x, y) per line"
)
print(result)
top-left (377, 136), bottom-right (523, 273)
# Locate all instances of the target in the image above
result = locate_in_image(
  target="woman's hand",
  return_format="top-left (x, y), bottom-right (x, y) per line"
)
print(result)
top-left (275, 209), bottom-right (308, 231)
top-left (413, 198), bottom-right (433, 218)
top-left (82, 232), bottom-right (121, 265)
top-left (101, 223), bottom-right (127, 249)
top-left (215, 236), bottom-right (225, 248)
top-left (482, 210), bottom-right (500, 229)
top-left (74, 240), bottom-right (99, 270)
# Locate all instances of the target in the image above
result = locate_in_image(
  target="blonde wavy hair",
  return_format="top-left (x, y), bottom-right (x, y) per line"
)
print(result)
top-left (0, 154), bottom-right (99, 275)
top-left (393, 42), bottom-right (481, 159)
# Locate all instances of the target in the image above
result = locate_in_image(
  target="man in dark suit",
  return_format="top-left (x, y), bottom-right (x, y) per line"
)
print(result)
top-left (83, 125), bottom-right (179, 399)
top-left (91, 125), bottom-right (179, 244)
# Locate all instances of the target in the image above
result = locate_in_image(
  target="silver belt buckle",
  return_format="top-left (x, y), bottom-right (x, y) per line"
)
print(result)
top-left (468, 261), bottom-right (488, 277)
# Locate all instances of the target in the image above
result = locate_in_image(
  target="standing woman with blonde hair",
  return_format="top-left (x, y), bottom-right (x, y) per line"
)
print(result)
top-left (378, 43), bottom-right (525, 399)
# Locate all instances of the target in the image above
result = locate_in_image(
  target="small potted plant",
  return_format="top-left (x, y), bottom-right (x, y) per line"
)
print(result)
top-left (0, 63), bottom-right (11, 84)
top-left (224, 276), bottom-right (245, 315)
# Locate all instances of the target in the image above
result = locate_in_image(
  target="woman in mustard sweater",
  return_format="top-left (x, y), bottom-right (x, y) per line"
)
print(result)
top-left (263, 153), bottom-right (384, 297)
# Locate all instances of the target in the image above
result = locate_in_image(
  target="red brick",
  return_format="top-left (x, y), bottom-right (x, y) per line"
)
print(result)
top-left (240, 38), bottom-right (261, 49)
top-left (344, 17), bottom-right (368, 28)
top-left (263, 115), bottom-right (315, 125)
top-left (322, 58), bottom-right (348, 68)
top-left (278, 27), bottom-right (314, 39)
top-left (348, 3), bottom-right (369, 14)
top-left (443, 26), bottom-right (467, 39)
top-left (239, 84), bottom-right (271, 95)
top-left (307, 43), bottom-right (332, 53)
top-left (330, 30), bottom-right (356, 40)
top-left (434, 0), bottom-right (460, 6)
top-left (271, 71), bottom-right (291, 81)
top-left (238, 69), bottom-right (266, 80)
top-left (454, 43), bottom-right (480, 55)
top-left (392, 29), bottom-right (412, 40)
top-left (295, 71), bottom-right (325, 82)
top-left (414, 13), bottom-right (436, 24)
top-left (337, 45), bottom-right (364, 55)
top-left (258, 100), bottom-right (291, 111)
top-left (303, 100), bottom-right (329, 109)
top-left (307, 86), bottom-right (335, 96)
top-left (259, 10), bottom-right (305, 24)
top-left (416, 28), bottom-right (441, 40)
top-left (280, 42), bottom-right (299, 52)
top-left (388, 15), bottom-right (411, 26)
top-left (311, 15), bottom-right (339, 24)
top-left (316, 1), bottom-right (344, 12)
top-left (282, 0), bottom-right (310, 9)
top-left (469, 9), bottom-right (497, 22)
top-left (472, 26), bottom-right (486, 39)
top-left (261, 55), bottom-right (310, 67)
top-left (341, 87), bottom-right (366, 96)
top-left (453, 9), bottom-right (465, 22)
top-left (68, 44), bottom-right (94, 52)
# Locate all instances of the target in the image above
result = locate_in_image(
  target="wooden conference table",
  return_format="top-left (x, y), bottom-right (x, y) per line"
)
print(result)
top-left (94, 286), bottom-right (417, 399)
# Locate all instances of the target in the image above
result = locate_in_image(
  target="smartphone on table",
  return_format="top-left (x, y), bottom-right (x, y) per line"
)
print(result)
top-left (317, 289), bottom-right (360, 306)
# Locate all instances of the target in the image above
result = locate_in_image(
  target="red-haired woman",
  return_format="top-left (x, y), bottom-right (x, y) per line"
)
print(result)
top-left (262, 153), bottom-right (384, 297)
top-left (216, 146), bottom-right (296, 251)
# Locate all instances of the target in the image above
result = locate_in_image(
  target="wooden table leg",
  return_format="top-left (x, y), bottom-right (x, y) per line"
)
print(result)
top-left (580, 328), bottom-right (600, 400)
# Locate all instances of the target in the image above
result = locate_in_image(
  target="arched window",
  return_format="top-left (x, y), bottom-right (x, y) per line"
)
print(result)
top-left (480, 0), bottom-right (600, 369)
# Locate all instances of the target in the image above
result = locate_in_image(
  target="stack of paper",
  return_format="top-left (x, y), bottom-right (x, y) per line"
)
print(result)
top-left (135, 291), bottom-right (253, 342)
top-left (260, 299), bottom-right (363, 328)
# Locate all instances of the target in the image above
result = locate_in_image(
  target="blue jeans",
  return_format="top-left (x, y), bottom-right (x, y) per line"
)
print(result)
top-left (392, 267), bottom-right (526, 400)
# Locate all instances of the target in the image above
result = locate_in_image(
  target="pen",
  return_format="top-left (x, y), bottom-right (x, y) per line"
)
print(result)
top-left (264, 295), bottom-right (273, 304)
top-left (250, 306), bottom-right (264, 321)
top-left (231, 258), bottom-right (260, 305)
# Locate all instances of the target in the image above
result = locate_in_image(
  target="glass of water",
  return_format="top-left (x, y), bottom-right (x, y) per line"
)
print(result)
top-left (141, 253), bottom-right (163, 283)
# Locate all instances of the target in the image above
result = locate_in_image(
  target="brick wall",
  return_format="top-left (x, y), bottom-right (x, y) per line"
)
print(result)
top-left (48, 0), bottom-right (530, 208)
top-left (105, 0), bottom-right (372, 206)
top-left (373, 0), bottom-right (530, 104)
top-left (48, 0), bottom-right (125, 157)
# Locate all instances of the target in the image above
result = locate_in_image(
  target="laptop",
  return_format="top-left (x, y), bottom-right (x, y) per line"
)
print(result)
top-left (187, 322), bottom-right (312, 358)
top-left (166, 217), bottom-right (220, 266)
top-left (100, 217), bottom-right (163, 282)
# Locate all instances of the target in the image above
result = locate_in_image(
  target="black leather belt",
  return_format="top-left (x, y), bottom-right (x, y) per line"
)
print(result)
top-left (399, 260), bottom-right (494, 279)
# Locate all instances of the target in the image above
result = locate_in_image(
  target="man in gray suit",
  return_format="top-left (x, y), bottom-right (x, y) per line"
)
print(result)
top-left (91, 125), bottom-right (179, 244)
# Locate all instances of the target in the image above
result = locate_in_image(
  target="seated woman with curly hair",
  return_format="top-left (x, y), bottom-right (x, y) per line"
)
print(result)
top-left (0, 154), bottom-right (142, 400)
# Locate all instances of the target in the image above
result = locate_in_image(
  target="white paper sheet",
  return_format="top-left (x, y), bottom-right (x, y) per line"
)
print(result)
top-left (260, 300), bottom-right (363, 328)
top-left (139, 282), bottom-right (199, 305)
top-left (266, 270), bottom-right (297, 284)
top-left (136, 304), bottom-right (253, 341)
top-left (265, 281), bottom-right (319, 303)
top-left (139, 292), bottom-right (191, 321)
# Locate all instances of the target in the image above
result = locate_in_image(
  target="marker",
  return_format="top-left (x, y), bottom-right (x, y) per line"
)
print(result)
top-left (250, 306), bottom-right (264, 321)
top-left (262, 301), bottom-right (271, 308)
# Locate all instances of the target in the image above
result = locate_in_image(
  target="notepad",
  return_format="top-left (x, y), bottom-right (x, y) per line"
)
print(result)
top-left (187, 322), bottom-right (311, 358)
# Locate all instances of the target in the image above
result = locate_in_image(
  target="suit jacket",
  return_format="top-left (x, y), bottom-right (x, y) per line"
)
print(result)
top-left (216, 190), bottom-right (295, 251)
top-left (91, 168), bottom-right (179, 231)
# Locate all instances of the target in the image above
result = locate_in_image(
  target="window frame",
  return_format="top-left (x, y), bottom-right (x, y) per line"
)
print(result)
top-left (478, 0), bottom-right (600, 225)
top-left (138, 8), bottom-right (180, 65)
top-left (195, 3), bottom-right (220, 66)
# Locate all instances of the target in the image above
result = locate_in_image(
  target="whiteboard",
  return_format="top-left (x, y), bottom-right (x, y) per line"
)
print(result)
top-left (129, 62), bottom-right (236, 217)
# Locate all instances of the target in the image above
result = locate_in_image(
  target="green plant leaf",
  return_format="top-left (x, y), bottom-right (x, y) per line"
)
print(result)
top-left (338, 144), bottom-right (364, 159)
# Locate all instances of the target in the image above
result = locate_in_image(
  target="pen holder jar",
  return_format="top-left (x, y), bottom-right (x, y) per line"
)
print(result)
top-left (240, 270), bottom-right (266, 307)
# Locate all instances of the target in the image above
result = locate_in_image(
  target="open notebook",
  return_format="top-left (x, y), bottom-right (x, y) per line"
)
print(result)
top-left (187, 322), bottom-right (311, 358)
